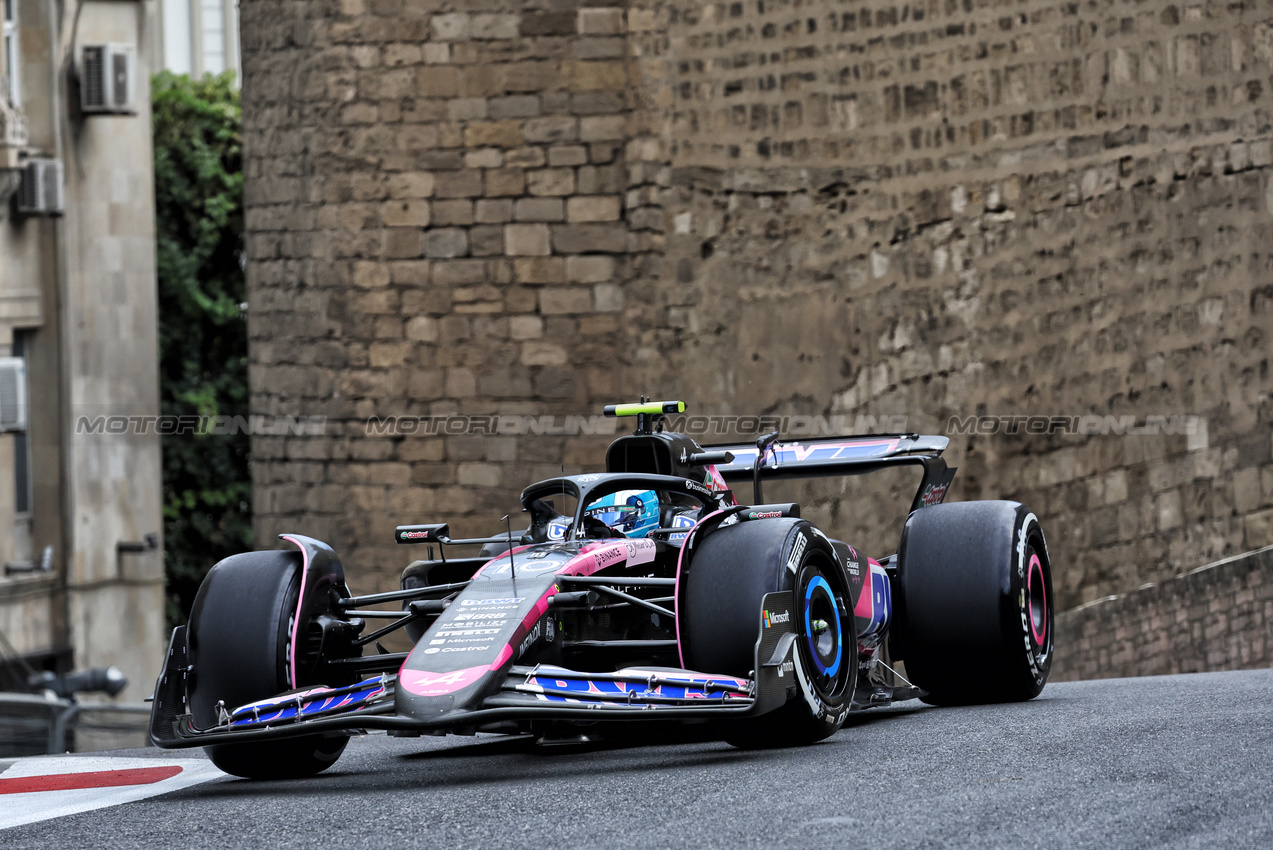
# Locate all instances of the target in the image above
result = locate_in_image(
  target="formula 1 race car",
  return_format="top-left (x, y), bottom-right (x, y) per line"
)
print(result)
top-left (149, 401), bottom-right (1055, 779)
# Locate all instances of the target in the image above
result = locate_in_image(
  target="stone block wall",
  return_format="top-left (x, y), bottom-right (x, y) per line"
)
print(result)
top-left (244, 0), bottom-right (1273, 620)
top-left (243, 0), bottom-right (667, 586)
top-left (630, 0), bottom-right (1273, 607)
top-left (1053, 545), bottom-right (1273, 680)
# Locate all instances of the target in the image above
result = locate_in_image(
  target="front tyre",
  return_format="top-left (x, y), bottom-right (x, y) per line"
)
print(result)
top-left (895, 501), bottom-right (1054, 705)
top-left (203, 735), bottom-right (348, 781)
top-left (681, 519), bottom-right (855, 747)
top-left (187, 550), bottom-right (349, 779)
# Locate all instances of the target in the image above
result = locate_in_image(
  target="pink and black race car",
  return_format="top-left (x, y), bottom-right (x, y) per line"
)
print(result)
top-left (149, 400), bottom-right (1054, 779)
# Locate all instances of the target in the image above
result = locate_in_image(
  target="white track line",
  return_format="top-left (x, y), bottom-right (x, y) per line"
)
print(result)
top-left (0, 755), bottom-right (224, 830)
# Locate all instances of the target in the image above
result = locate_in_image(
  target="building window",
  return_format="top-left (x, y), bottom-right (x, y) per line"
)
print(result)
top-left (160, 0), bottom-right (192, 75)
top-left (200, 0), bottom-right (225, 75)
top-left (3, 0), bottom-right (17, 105)
top-left (157, 0), bottom-right (240, 82)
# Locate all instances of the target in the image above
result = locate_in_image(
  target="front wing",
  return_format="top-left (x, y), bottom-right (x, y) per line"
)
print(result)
top-left (149, 592), bottom-right (797, 749)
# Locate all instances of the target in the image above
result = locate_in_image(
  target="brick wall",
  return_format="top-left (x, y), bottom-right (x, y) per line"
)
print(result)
top-left (242, 0), bottom-right (656, 586)
top-left (1053, 545), bottom-right (1273, 680)
top-left (631, 0), bottom-right (1273, 606)
top-left (243, 0), bottom-right (1273, 619)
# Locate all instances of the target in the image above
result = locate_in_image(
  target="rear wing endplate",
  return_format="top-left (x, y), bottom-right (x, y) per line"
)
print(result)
top-left (703, 433), bottom-right (956, 514)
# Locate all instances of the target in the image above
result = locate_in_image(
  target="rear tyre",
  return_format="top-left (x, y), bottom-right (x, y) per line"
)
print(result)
top-left (682, 519), bottom-right (855, 748)
top-left (187, 550), bottom-right (348, 779)
top-left (895, 501), bottom-right (1054, 705)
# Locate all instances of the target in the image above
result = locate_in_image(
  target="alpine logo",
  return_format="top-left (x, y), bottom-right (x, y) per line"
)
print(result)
top-left (763, 610), bottom-right (791, 629)
top-left (399, 666), bottom-right (486, 696)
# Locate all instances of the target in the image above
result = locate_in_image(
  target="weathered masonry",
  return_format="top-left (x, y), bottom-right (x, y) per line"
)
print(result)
top-left (1054, 545), bottom-right (1273, 680)
top-left (243, 0), bottom-right (1273, 633)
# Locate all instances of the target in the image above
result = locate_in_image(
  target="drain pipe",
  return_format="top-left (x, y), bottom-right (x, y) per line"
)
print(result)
top-left (48, 0), bottom-right (75, 665)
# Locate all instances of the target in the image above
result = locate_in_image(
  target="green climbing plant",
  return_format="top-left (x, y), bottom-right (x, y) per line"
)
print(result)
top-left (152, 71), bottom-right (251, 626)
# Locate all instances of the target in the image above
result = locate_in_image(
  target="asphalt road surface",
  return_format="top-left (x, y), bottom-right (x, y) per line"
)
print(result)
top-left (4, 668), bottom-right (1272, 849)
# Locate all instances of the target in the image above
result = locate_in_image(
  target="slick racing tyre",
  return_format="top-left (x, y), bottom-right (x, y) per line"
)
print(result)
top-left (895, 501), bottom-right (1054, 705)
top-left (187, 550), bottom-right (348, 779)
top-left (682, 518), bottom-right (855, 748)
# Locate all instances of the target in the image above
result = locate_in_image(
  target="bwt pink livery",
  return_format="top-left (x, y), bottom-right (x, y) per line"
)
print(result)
top-left (149, 400), bottom-right (1054, 779)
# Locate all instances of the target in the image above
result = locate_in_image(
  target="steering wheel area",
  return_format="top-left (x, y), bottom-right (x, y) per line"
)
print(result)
top-left (576, 514), bottom-right (618, 539)
top-left (524, 495), bottom-right (632, 543)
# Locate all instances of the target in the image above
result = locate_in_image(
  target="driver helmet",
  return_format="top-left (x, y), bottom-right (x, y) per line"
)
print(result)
top-left (582, 489), bottom-right (660, 538)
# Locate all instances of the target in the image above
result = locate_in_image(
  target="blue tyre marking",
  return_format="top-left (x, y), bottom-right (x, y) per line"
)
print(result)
top-left (804, 575), bottom-right (842, 677)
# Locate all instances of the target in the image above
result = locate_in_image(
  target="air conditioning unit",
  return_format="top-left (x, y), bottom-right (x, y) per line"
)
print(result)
top-left (0, 357), bottom-right (27, 432)
top-left (16, 158), bottom-right (63, 215)
top-left (80, 43), bottom-right (136, 115)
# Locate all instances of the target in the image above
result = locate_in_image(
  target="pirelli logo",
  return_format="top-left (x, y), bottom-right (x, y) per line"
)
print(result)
top-left (786, 534), bottom-right (808, 572)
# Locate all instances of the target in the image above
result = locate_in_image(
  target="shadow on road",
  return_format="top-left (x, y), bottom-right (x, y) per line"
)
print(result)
top-left (152, 701), bottom-right (1091, 800)
top-left (156, 728), bottom-right (798, 799)
top-left (162, 750), bottom-right (776, 799)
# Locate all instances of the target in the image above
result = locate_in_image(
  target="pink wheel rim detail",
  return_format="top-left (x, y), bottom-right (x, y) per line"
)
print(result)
top-left (281, 535), bottom-right (309, 690)
top-left (1027, 553), bottom-right (1047, 646)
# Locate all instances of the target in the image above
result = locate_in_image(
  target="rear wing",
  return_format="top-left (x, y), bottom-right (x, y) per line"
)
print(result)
top-left (703, 433), bottom-right (956, 514)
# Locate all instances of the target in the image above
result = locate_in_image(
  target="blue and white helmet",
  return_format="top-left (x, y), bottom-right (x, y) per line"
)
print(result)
top-left (582, 489), bottom-right (659, 538)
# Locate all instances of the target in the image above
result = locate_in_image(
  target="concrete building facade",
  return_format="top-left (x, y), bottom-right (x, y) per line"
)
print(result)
top-left (241, 0), bottom-right (1273, 640)
top-left (0, 0), bottom-right (164, 702)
